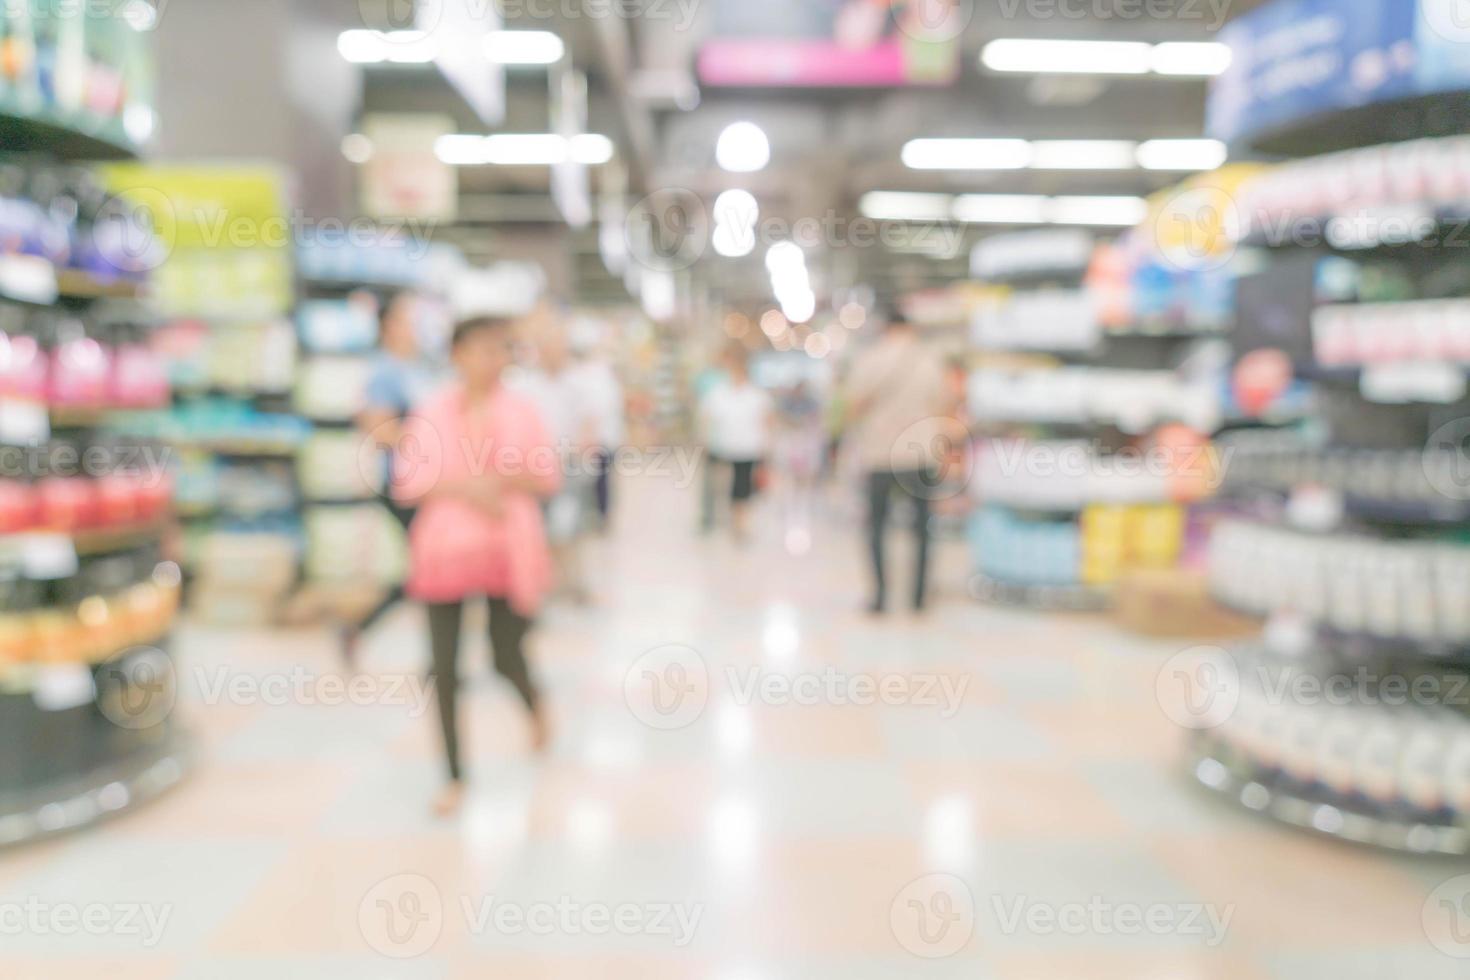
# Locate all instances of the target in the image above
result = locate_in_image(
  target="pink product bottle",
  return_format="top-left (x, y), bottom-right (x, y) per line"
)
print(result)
top-left (94, 471), bottom-right (139, 527)
top-left (48, 326), bottom-right (111, 406)
top-left (1, 331), bottom-right (48, 401)
top-left (111, 327), bottom-right (168, 407)
top-left (135, 469), bottom-right (172, 521)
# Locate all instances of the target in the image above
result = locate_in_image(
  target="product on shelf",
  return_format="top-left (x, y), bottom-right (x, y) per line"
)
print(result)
top-left (970, 289), bottom-right (1099, 352)
top-left (1194, 645), bottom-right (1470, 850)
top-left (968, 366), bottom-right (1221, 433)
top-left (971, 438), bottom-right (1172, 510)
top-left (1231, 136), bottom-right (1470, 242)
top-left (298, 431), bottom-right (379, 502)
top-left (1312, 299), bottom-right (1470, 368)
top-left (303, 503), bottom-right (407, 585)
top-left (1217, 430), bottom-right (1468, 517)
top-left (1207, 518), bottom-right (1470, 647)
top-left (970, 228), bottom-right (1094, 280)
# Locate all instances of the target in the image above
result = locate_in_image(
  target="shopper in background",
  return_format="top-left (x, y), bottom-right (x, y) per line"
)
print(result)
top-left (699, 347), bottom-right (774, 543)
top-left (391, 316), bottom-right (559, 817)
top-left (341, 290), bottom-right (437, 663)
top-left (566, 320), bottom-right (625, 533)
top-left (692, 355), bottom-right (730, 533)
top-left (845, 312), bottom-right (951, 614)
top-left (515, 312), bottom-right (599, 604)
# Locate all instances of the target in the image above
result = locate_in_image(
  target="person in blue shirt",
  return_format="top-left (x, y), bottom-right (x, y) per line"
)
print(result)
top-left (342, 290), bottom-right (438, 663)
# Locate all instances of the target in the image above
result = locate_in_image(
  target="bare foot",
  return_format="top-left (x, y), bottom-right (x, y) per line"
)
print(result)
top-left (431, 781), bottom-right (465, 818)
top-left (529, 706), bottom-right (552, 755)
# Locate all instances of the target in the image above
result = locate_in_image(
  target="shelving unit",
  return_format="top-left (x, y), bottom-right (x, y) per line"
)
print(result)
top-left (963, 228), bottom-right (1223, 609)
top-left (0, 81), bottom-right (192, 841)
top-left (1191, 67), bottom-right (1470, 849)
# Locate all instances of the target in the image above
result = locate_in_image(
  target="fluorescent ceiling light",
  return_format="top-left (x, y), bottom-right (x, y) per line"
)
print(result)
top-left (1152, 42), bottom-right (1232, 76)
top-left (981, 38), bottom-right (1231, 77)
top-left (483, 30), bottom-right (564, 65)
top-left (337, 29), bottom-right (438, 64)
top-left (716, 122), bottom-right (770, 173)
top-left (1049, 195), bottom-right (1149, 226)
top-left (341, 134), bottom-right (374, 164)
top-left (569, 133), bottom-right (614, 164)
top-left (435, 134), bottom-right (489, 165)
top-left (712, 223), bottom-right (756, 258)
top-left (1029, 140), bottom-right (1137, 170)
top-left (982, 39), bottom-right (1152, 75)
top-left (952, 194), bottom-right (1050, 224)
top-left (859, 191), bottom-right (952, 222)
top-left (1136, 138), bottom-right (1228, 171)
top-left (712, 189), bottom-right (759, 228)
top-left (765, 241), bottom-right (806, 274)
top-left (484, 133), bottom-right (566, 164)
top-left (902, 138), bottom-right (1032, 170)
top-left (782, 291), bottom-right (816, 325)
top-left (434, 133), bottom-right (614, 166)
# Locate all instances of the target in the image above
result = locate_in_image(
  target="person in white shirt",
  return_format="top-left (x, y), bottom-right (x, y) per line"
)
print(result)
top-left (565, 321), bottom-right (625, 532)
top-left (512, 314), bottom-right (599, 602)
top-left (699, 348), bottom-right (774, 543)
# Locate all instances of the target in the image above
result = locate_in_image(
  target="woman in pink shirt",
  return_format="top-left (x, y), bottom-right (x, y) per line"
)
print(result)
top-left (391, 316), bottom-right (560, 816)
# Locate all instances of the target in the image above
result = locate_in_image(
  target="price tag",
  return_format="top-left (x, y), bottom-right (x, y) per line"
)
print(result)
top-left (1264, 611), bottom-right (1315, 658)
top-left (1360, 362), bottom-right (1467, 404)
top-left (30, 665), bottom-right (96, 712)
top-left (1287, 484), bottom-right (1343, 533)
top-left (0, 254), bottom-right (59, 305)
top-left (19, 533), bottom-right (79, 580)
top-left (0, 399), bottom-right (49, 445)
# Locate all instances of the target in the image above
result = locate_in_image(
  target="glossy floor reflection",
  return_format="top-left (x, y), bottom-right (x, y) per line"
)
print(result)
top-left (3, 475), bottom-right (1468, 979)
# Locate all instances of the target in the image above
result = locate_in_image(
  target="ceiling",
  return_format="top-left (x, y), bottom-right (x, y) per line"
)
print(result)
top-left (345, 0), bottom-right (1239, 310)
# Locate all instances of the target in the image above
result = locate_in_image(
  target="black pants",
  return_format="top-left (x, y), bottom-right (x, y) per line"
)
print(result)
top-left (357, 500), bottom-right (417, 634)
top-left (866, 470), bottom-right (933, 611)
top-left (426, 597), bottom-right (538, 782)
top-left (592, 447), bottom-right (612, 522)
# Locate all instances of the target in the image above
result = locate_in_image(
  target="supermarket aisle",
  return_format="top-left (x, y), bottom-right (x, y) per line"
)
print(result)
top-left (2, 475), bottom-right (1466, 979)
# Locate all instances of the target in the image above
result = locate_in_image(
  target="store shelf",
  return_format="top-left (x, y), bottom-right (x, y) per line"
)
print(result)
top-left (0, 100), bottom-right (140, 162)
top-left (72, 520), bottom-right (170, 556)
top-left (1315, 626), bottom-right (1470, 669)
top-left (1187, 742), bottom-right (1470, 857)
top-left (968, 572), bottom-right (1112, 612)
top-left (0, 737), bottom-right (190, 848)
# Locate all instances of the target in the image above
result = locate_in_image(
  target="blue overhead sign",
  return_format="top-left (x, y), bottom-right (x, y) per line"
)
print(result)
top-left (1208, 0), bottom-right (1470, 144)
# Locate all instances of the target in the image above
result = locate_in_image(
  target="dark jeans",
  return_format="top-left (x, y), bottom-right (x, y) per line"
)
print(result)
top-left (356, 500), bottom-right (417, 634)
top-left (866, 469), bottom-right (933, 611)
top-left (426, 597), bottom-right (538, 782)
top-left (592, 447), bottom-right (612, 522)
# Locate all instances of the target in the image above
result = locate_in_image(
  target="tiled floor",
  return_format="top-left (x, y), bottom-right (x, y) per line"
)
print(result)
top-left (4, 475), bottom-right (1470, 978)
